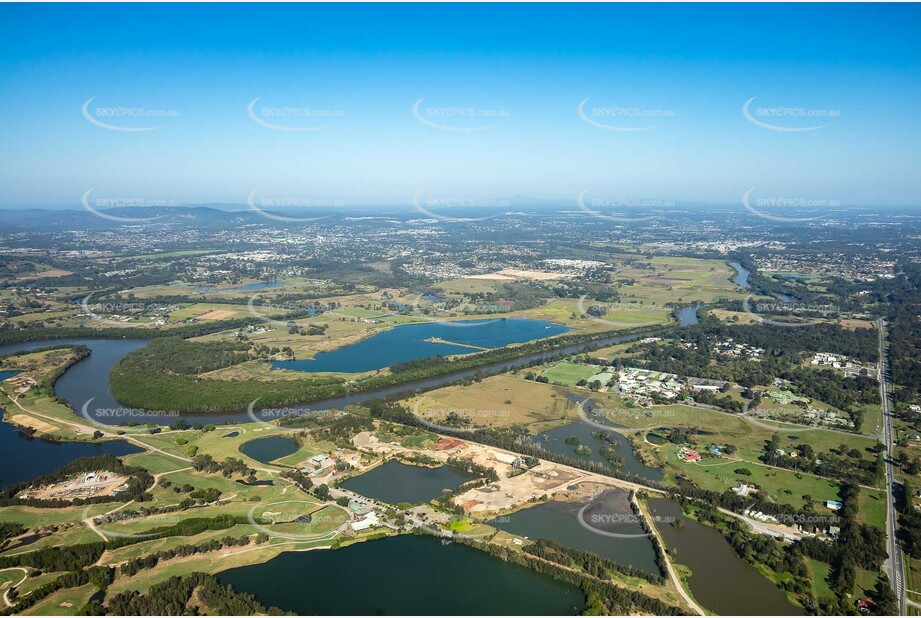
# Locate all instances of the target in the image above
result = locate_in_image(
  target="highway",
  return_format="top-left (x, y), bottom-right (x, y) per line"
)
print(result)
top-left (879, 318), bottom-right (906, 615)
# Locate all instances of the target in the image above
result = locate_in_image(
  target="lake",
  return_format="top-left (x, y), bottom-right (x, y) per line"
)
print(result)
top-left (340, 460), bottom-right (475, 505)
top-left (0, 421), bottom-right (142, 487)
top-left (647, 497), bottom-right (802, 616)
top-left (217, 534), bottom-right (586, 615)
top-left (238, 436), bottom-right (299, 464)
top-left (270, 318), bottom-right (571, 374)
top-left (493, 489), bottom-right (662, 577)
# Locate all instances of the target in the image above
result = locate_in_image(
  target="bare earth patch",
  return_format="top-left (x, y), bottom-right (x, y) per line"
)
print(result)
top-left (15, 268), bottom-right (72, 281)
top-left (496, 269), bottom-right (568, 281)
top-left (20, 470), bottom-right (130, 502)
top-left (464, 273), bottom-right (515, 280)
top-left (198, 309), bottom-right (238, 320)
top-left (10, 414), bottom-right (58, 433)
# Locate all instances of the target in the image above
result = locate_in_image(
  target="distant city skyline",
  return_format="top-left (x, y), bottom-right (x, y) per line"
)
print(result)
top-left (1, 3), bottom-right (918, 209)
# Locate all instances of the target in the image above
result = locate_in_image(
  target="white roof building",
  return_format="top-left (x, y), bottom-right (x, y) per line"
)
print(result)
top-left (350, 511), bottom-right (380, 532)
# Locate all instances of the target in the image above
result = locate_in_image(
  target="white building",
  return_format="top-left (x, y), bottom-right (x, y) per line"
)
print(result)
top-left (350, 512), bottom-right (380, 532)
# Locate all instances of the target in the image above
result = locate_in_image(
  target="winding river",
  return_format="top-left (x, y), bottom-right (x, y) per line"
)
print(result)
top-left (0, 323), bottom-right (674, 426)
top-left (730, 261), bottom-right (751, 289)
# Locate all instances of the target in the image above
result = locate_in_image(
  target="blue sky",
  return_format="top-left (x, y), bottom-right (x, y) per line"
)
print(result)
top-left (0, 3), bottom-right (918, 209)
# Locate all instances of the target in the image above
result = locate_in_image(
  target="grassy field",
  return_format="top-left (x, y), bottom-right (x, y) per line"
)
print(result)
top-left (14, 572), bottom-right (66, 598)
top-left (0, 569), bottom-right (27, 594)
top-left (858, 402), bottom-right (884, 436)
top-left (437, 278), bottom-right (502, 295)
top-left (806, 558), bottom-right (834, 601)
top-left (271, 439), bottom-right (336, 467)
top-left (131, 423), bottom-right (335, 475)
top-left (906, 555), bottom-right (921, 609)
top-left (708, 308), bottom-right (761, 325)
top-left (538, 361), bottom-right (600, 386)
top-left (614, 256), bottom-right (745, 306)
top-left (857, 487), bottom-right (888, 530)
top-left (652, 441), bottom-right (845, 510)
top-left (21, 583), bottom-right (96, 616)
top-left (583, 393), bottom-right (880, 457)
top-left (404, 373), bottom-right (577, 433)
top-left (167, 302), bottom-right (287, 321)
top-left (124, 451), bottom-right (192, 474)
top-left (0, 504), bottom-right (112, 531)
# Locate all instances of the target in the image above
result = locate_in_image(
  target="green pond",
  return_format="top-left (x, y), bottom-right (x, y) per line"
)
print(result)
top-left (239, 436), bottom-right (299, 464)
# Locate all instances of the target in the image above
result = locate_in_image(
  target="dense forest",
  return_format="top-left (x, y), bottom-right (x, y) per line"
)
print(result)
top-left (89, 572), bottom-right (291, 616)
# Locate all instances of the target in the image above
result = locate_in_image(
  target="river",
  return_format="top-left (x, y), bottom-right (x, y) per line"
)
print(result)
top-left (0, 323), bottom-right (673, 426)
top-left (730, 261), bottom-right (751, 289)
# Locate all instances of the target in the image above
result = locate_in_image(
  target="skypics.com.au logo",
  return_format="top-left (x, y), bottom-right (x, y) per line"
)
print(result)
top-left (82, 97), bottom-right (179, 132)
top-left (411, 191), bottom-right (510, 223)
top-left (576, 499), bottom-right (675, 539)
top-left (575, 190), bottom-right (666, 224)
top-left (408, 292), bottom-right (501, 328)
top-left (247, 189), bottom-right (341, 223)
top-left (577, 98), bottom-right (675, 132)
top-left (247, 97), bottom-right (345, 132)
top-left (742, 295), bottom-right (840, 328)
top-left (408, 399), bottom-right (509, 435)
top-left (742, 97), bottom-right (840, 132)
top-left (412, 98), bottom-right (510, 132)
top-left (81, 189), bottom-right (174, 223)
top-left (742, 188), bottom-right (837, 223)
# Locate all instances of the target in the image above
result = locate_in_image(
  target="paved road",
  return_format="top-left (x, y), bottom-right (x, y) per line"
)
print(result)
top-left (879, 318), bottom-right (906, 615)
